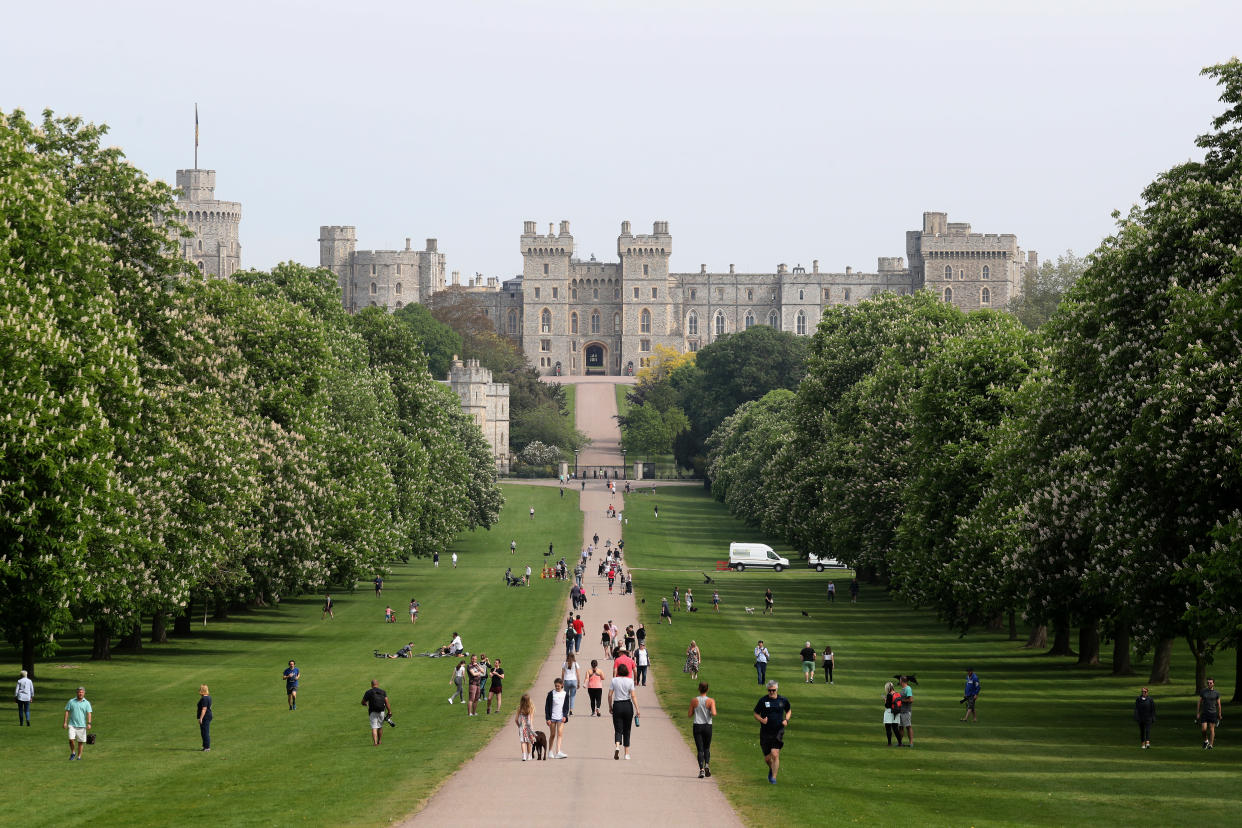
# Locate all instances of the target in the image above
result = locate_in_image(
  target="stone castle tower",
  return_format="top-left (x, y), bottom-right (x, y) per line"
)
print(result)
top-left (175, 169), bottom-right (241, 278)
top-left (446, 357), bottom-right (510, 473)
top-left (319, 227), bottom-right (446, 313)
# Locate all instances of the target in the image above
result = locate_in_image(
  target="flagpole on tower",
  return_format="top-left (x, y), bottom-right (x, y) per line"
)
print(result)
top-left (194, 104), bottom-right (199, 169)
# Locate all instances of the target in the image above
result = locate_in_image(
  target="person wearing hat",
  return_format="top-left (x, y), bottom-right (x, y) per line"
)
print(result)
top-left (753, 680), bottom-right (791, 784)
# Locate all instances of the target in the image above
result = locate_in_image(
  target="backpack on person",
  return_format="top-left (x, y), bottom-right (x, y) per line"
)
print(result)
top-left (889, 691), bottom-right (903, 713)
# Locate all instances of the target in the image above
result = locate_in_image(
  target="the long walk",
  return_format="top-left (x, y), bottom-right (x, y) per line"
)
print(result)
top-left (406, 377), bottom-right (739, 828)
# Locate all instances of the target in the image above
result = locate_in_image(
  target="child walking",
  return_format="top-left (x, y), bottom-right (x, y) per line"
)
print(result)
top-left (515, 694), bottom-right (536, 761)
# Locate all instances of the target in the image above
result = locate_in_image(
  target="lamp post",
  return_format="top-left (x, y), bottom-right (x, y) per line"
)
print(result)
top-left (573, 449), bottom-right (579, 479)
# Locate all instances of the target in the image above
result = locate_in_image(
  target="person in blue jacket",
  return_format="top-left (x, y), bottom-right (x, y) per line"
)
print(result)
top-left (961, 668), bottom-right (981, 722)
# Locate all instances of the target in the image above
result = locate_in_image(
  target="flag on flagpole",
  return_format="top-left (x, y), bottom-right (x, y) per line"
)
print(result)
top-left (194, 104), bottom-right (199, 168)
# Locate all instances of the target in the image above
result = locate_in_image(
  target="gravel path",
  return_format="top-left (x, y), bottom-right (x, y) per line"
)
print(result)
top-left (404, 380), bottom-right (740, 827)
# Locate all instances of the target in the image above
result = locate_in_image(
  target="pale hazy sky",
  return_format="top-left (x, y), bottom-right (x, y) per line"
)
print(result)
top-left (3, 1), bottom-right (1239, 278)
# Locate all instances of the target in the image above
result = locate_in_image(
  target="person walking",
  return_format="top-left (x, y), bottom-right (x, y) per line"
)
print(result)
top-left (672, 586), bottom-right (680, 611)
top-left (15, 670), bottom-right (33, 726)
top-left (433, 551), bottom-right (439, 568)
top-left (544, 677), bottom-right (569, 758)
top-left (685, 588), bottom-right (694, 613)
top-left (827, 581), bottom-right (836, 603)
top-left (451, 552), bottom-right (458, 569)
top-left (635, 643), bottom-right (650, 686)
top-left (763, 588), bottom-right (774, 615)
top-left (1197, 677), bottom-right (1222, 749)
top-left (712, 590), bottom-right (720, 612)
top-left (823, 646), bottom-right (835, 684)
top-left (486, 658), bottom-right (505, 714)
top-left (683, 640), bottom-right (701, 681)
top-left (849, 578), bottom-right (859, 603)
top-left (636, 622), bottom-right (646, 650)
top-left (374, 575), bottom-right (383, 597)
top-left (800, 641), bottom-right (816, 683)
top-left (449, 659), bottom-right (465, 705)
top-left (753, 680), bottom-right (791, 783)
top-left (515, 694), bottom-right (536, 761)
top-left (1134, 687), bottom-right (1156, 749)
top-left (63, 686), bottom-right (93, 760)
top-left (609, 663), bottom-right (640, 760)
top-left (899, 675), bottom-right (914, 746)
top-left (321, 592), bottom-right (334, 620)
top-left (601, 623), bottom-right (613, 660)
top-left (586, 660), bottom-right (606, 716)
top-left (754, 640), bottom-right (770, 685)
top-left (561, 654), bottom-right (581, 718)
top-left (361, 680), bottom-right (391, 746)
top-left (409, 598), bottom-right (419, 623)
top-left (883, 681), bottom-right (903, 746)
top-left (282, 660), bottom-right (300, 710)
top-left (466, 655), bottom-right (485, 716)
top-left (688, 681), bottom-right (717, 778)
top-left (510, 539), bottom-right (517, 554)
top-left (573, 615), bottom-right (585, 653)
top-left (660, 596), bottom-right (672, 625)
top-left (962, 668), bottom-right (980, 722)
top-left (196, 684), bottom-right (213, 751)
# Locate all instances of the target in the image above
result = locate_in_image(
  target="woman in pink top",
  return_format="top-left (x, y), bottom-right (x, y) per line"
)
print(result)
top-left (586, 659), bottom-right (606, 717)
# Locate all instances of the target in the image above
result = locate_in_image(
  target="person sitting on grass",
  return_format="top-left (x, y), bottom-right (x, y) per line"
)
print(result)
top-left (388, 642), bottom-right (414, 659)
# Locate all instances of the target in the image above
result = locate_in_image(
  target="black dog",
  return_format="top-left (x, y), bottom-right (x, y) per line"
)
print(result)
top-left (532, 730), bottom-right (548, 760)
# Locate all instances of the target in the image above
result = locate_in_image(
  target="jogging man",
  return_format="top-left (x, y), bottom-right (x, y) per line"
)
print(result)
top-left (753, 680), bottom-right (791, 784)
top-left (283, 660), bottom-right (300, 710)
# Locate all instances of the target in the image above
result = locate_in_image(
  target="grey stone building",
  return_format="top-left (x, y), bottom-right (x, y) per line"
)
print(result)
top-left (443, 358), bottom-right (510, 474)
top-left (174, 169), bottom-right (241, 278)
top-left (319, 227), bottom-right (446, 313)
top-left (326, 211), bottom-right (1035, 377)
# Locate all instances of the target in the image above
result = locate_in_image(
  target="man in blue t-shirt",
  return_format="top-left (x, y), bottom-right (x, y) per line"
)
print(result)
top-left (753, 680), bottom-right (792, 784)
top-left (283, 660), bottom-right (300, 710)
top-left (962, 668), bottom-right (981, 722)
top-left (63, 686), bottom-right (93, 760)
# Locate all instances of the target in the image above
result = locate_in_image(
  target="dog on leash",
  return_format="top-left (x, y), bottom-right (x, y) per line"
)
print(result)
top-left (532, 730), bottom-right (548, 760)
top-left (744, 607), bottom-right (755, 615)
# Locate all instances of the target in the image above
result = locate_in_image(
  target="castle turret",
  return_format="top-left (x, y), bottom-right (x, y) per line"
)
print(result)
top-left (521, 220), bottom-right (574, 372)
top-left (319, 226), bottom-right (358, 310)
top-left (175, 168), bottom-right (242, 278)
top-left (618, 220), bottom-right (673, 372)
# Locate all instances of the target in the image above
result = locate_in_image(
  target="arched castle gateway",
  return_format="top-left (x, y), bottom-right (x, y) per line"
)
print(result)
top-left (326, 212), bottom-right (1037, 376)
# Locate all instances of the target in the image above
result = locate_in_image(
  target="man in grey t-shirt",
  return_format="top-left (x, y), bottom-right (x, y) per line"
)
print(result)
top-left (1196, 677), bottom-right (1222, 749)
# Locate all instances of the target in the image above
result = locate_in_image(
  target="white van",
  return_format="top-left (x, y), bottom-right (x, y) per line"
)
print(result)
top-left (807, 554), bottom-right (847, 572)
top-left (728, 543), bottom-right (791, 572)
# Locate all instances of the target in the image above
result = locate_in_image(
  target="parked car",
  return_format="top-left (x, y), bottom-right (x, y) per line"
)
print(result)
top-left (807, 554), bottom-right (847, 572)
top-left (728, 543), bottom-right (790, 572)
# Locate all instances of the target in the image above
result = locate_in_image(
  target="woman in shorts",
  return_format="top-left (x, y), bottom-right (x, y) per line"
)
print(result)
top-left (601, 624), bottom-right (613, 660)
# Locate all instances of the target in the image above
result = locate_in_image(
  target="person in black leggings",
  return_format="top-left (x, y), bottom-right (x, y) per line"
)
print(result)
top-left (688, 681), bottom-right (717, 778)
top-left (586, 660), bottom-right (605, 717)
top-left (608, 663), bottom-right (640, 759)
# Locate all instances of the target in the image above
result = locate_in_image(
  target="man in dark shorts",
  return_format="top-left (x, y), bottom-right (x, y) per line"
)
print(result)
top-left (487, 658), bottom-right (505, 713)
top-left (763, 588), bottom-right (774, 615)
top-left (282, 660), bottom-right (300, 710)
top-left (753, 680), bottom-right (791, 783)
top-left (1196, 677), bottom-right (1222, 749)
top-left (361, 680), bottom-right (391, 745)
top-left (374, 576), bottom-right (383, 597)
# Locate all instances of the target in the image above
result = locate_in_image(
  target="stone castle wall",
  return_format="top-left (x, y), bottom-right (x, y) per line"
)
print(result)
top-left (175, 169), bottom-right (241, 278)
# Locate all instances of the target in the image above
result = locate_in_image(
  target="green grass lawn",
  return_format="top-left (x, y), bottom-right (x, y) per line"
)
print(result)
top-left (2, 483), bottom-right (580, 827)
top-left (615, 383), bottom-right (629, 417)
top-left (625, 487), bottom-right (1239, 827)
top-left (560, 381), bottom-right (576, 426)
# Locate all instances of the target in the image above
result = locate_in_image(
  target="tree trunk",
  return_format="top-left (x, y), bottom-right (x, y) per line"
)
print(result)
top-left (1008, 611), bottom-right (1018, 641)
top-left (151, 611), bottom-right (168, 644)
top-left (21, 627), bottom-right (36, 681)
top-left (1112, 619), bottom-right (1133, 675)
top-left (1077, 619), bottom-right (1101, 666)
top-left (91, 621), bottom-right (112, 661)
top-left (1048, 610), bottom-right (1075, 656)
top-left (1188, 637), bottom-right (1208, 692)
top-left (117, 621), bottom-right (142, 651)
top-left (173, 603), bottom-right (192, 636)
top-left (1148, 638), bottom-right (1173, 684)
top-left (1024, 624), bottom-right (1048, 649)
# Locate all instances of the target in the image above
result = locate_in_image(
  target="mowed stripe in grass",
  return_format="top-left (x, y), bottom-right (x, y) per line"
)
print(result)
top-left (2, 483), bottom-right (581, 827)
top-left (625, 486), bottom-right (1238, 827)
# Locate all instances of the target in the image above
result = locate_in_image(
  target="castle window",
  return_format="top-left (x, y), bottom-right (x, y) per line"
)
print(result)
top-left (744, 310), bottom-right (755, 330)
top-left (716, 288), bottom-right (724, 300)
top-left (844, 288), bottom-right (851, 302)
top-left (634, 287), bottom-right (640, 299)
top-left (944, 265), bottom-right (952, 280)
top-left (370, 301), bottom-right (378, 307)
top-left (543, 263), bottom-right (549, 275)
top-left (508, 309), bottom-right (518, 334)
top-left (541, 308), bottom-right (552, 333)
top-left (687, 311), bottom-right (698, 336)
top-left (572, 288), bottom-right (578, 300)
top-left (690, 289), bottom-right (697, 300)
top-left (593, 288), bottom-right (599, 300)
top-left (688, 340), bottom-right (699, 352)
top-left (768, 310), bottom-right (780, 330)
top-left (198, 240), bottom-right (203, 251)
top-left (370, 282), bottom-right (378, 295)
top-left (640, 309), bottom-right (652, 333)
top-left (798, 289), bottom-right (805, 301)
top-left (613, 312), bottom-right (620, 331)
top-left (615, 289), bottom-right (620, 299)
top-left (982, 265), bottom-right (990, 280)
top-left (534, 287), bottom-right (541, 299)
top-left (651, 288), bottom-right (657, 299)
top-left (397, 264), bottom-right (401, 274)
top-left (823, 289), bottom-right (829, 302)
top-left (552, 287), bottom-right (558, 299)
top-left (944, 287), bottom-right (954, 303)
top-left (395, 282), bottom-right (403, 295)
top-left (981, 287), bottom-right (991, 305)
top-left (643, 264), bottom-right (649, 276)
top-left (796, 311), bottom-right (807, 335)
top-left (959, 269), bottom-right (965, 280)
top-left (747, 289), bottom-right (753, 301)
top-left (715, 311), bottom-right (726, 336)
top-left (541, 339), bottom-right (551, 352)
top-left (640, 339), bottom-right (650, 352)
top-left (395, 301), bottom-right (403, 309)
top-left (372, 264), bottom-right (376, 275)
top-left (591, 311), bottom-right (601, 334)
top-left (571, 312), bottom-right (579, 334)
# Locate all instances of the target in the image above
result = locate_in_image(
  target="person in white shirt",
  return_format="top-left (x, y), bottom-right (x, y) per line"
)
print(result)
top-left (608, 664), bottom-right (641, 760)
top-left (635, 643), bottom-right (651, 686)
top-left (544, 678), bottom-right (569, 758)
top-left (15, 670), bottom-right (34, 726)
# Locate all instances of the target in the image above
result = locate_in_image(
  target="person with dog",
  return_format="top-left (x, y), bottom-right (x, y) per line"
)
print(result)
top-left (486, 658), bottom-right (505, 714)
top-left (515, 693), bottom-right (537, 760)
top-left (753, 680), bottom-right (791, 783)
top-left (688, 681), bottom-right (717, 778)
top-left (586, 660), bottom-right (606, 716)
top-left (63, 686), bottom-right (93, 760)
top-left (763, 588), bottom-right (774, 615)
top-left (361, 679), bottom-right (391, 746)
top-left (282, 660), bottom-right (300, 709)
top-left (544, 677), bottom-right (569, 758)
top-left (1197, 677), bottom-right (1222, 749)
top-left (608, 663), bottom-right (640, 760)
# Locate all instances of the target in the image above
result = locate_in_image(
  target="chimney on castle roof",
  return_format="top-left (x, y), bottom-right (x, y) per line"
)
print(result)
top-left (405, 238), bottom-right (411, 251)
top-left (559, 220), bottom-right (570, 236)
top-left (777, 264), bottom-right (788, 275)
top-left (813, 260), bottom-right (819, 274)
top-left (729, 264), bottom-right (735, 274)
top-left (426, 238), bottom-right (438, 252)
top-left (621, 220), bottom-right (631, 235)
top-left (845, 266), bottom-right (853, 276)
top-left (700, 264), bottom-right (707, 274)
